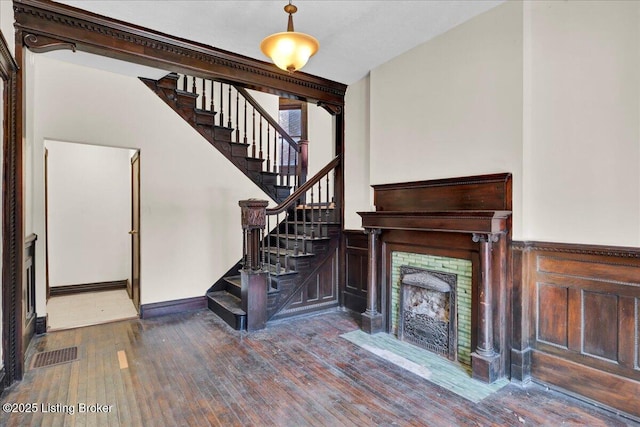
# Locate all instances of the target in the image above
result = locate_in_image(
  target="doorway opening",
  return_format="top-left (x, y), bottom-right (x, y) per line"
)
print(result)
top-left (44, 141), bottom-right (140, 330)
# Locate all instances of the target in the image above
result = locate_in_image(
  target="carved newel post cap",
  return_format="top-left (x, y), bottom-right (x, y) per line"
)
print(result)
top-left (239, 199), bottom-right (269, 229)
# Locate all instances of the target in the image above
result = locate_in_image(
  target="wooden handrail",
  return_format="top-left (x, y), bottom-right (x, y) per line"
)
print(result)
top-left (266, 155), bottom-right (340, 215)
top-left (234, 86), bottom-right (299, 151)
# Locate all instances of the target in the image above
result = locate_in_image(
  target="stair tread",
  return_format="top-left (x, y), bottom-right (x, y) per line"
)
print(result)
top-left (223, 275), bottom-right (242, 288)
top-left (277, 233), bottom-right (331, 241)
top-left (288, 221), bottom-right (341, 226)
top-left (175, 89), bottom-right (199, 98)
top-left (195, 108), bottom-right (216, 116)
top-left (263, 264), bottom-right (298, 277)
top-left (263, 247), bottom-right (314, 258)
top-left (207, 291), bottom-right (245, 315)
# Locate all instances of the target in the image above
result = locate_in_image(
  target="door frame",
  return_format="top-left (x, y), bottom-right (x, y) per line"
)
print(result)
top-left (1, 30), bottom-right (23, 387)
top-left (130, 151), bottom-right (141, 311)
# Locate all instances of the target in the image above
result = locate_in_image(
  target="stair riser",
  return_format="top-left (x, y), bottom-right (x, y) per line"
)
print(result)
top-left (207, 297), bottom-right (246, 330)
top-left (246, 158), bottom-right (264, 172)
top-left (261, 173), bottom-right (278, 186)
top-left (295, 209), bottom-right (336, 223)
top-left (195, 112), bottom-right (216, 127)
top-left (230, 143), bottom-right (248, 158)
top-left (175, 93), bottom-right (198, 108)
top-left (214, 126), bottom-right (233, 142)
top-left (290, 223), bottom-right (327, 239)
top-left (157, 74), bottom-right (179, 89)
top-left (273, 237), bottom-right (313, 253)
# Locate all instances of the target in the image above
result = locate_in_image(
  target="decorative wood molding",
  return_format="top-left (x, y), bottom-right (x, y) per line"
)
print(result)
top-left (23, 32), bottom-right (75, 53)
top-left (139, 296), bottom-right (207, 319)
top-left (1, 27), bottom-right (22, 386)
top-left (514, 240), bottom-right (640, 260)
top-left (13, 0), bottom-right (347, 106)
top-left (358, 210), bottom-right (511, 235)
top-left (49, 280), bottom-right (128, 297)
top-left (513, 239), bottom-right (640, 419)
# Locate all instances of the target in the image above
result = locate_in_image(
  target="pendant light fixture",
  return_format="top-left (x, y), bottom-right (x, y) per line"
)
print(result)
top-left (260, 1), bottom-right (319, 73)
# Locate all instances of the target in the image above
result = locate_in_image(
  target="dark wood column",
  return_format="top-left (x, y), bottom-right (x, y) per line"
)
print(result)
top-left (361, 228), bottom-right (383, 334)
top-left (471, 233), bottom-right (501, 383)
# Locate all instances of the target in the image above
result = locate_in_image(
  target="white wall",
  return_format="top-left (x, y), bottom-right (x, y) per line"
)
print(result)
top-left (30, 55), bottom-right (271, 314)
top-left (344, 75), bottom-right (372, 229)
top-left (368, 1), bottom-right (524, 237)
top-left (522, 1), bottom-right (640, 246)
top-left (46, 141), bottom-right (132, 286)
top-left (344, 0), bottom-right (640, 248)
top-left (307, 103), bottom-right (334, 178)
top-left (0, 0), bottom-right (15, 57)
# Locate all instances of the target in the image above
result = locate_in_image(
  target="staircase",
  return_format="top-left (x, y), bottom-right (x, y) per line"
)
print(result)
top-left (207, 157), bottom-right (342, 330)
top-left (141, 73), bottom-right (342, 330)
top-left (141, 73), bottom-right (304, 203)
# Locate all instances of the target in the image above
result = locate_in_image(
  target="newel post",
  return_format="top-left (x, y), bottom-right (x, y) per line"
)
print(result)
top-left (239, 199), bottom-right (269, 331)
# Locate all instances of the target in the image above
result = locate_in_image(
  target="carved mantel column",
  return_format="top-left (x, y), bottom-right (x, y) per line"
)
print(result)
top-left (471, 232), bottom-right (501, 382)
top-left (362, 228), bottom-right (383, 334)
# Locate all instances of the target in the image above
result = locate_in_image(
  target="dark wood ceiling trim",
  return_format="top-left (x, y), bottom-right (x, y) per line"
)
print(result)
top-left (13, 0), bottom-right (347, 106)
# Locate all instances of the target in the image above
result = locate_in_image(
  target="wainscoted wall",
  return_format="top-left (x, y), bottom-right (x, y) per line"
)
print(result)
top-left (512, 241), bottom-right (640, 419)
top-left (342, 231), bottom-right (369, 314)
top-left (345, 237), bottom-right (640, 418)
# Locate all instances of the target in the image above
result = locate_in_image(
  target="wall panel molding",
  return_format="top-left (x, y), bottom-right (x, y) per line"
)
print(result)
top-left (513, 240), bottom-right (640, 419)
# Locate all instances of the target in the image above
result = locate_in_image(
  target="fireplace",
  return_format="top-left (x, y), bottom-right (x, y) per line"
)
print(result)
top-left (358, 173), bottom-right (512, 383)
top-left (399, 266), bottom-right (457, 361)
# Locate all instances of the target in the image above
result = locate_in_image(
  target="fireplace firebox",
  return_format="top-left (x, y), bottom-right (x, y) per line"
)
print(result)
top-left (399, 266), bottom-right (457, 361)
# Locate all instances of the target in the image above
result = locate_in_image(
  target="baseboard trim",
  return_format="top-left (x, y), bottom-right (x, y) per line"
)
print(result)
top-left (140, 296), bottom-right (207, 319)
top-left (35, 316), bottom-right (47, 335)
top-left (49, 280), bottom-right (128, 297)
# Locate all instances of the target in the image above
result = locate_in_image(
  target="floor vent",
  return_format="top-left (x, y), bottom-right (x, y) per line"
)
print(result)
top-left (31, 346), bottom-right (78, 368)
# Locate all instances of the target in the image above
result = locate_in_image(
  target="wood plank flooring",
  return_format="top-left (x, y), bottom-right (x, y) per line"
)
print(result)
top-left (0, 309), bottom-right (637, 426)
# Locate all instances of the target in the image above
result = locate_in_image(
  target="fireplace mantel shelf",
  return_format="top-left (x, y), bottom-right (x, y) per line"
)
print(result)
top-left (357, 210), bottom-right (512, 235)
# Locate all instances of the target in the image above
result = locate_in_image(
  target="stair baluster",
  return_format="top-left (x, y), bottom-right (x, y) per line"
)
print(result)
top-left (209, 79), bottom-right (214, 111)
top-left (219, 82), bottom-right (224, 127)
top-left (243, 99), bottom-right (248, 145)
top-left (235, 90), bottom-right (240, 143)
top-left (259, 117), bottom-right (264, 160)
top-left (227, 85), bottom-right (232, 128)
top-left (201, 78), bottom-right (207, 111)
top-left (325, 173), bottom-right (331, 237)
top-left (310, 185), bottom-right (315, 239)
top-left (252, 107), bottom-right (257, 158)
top-left (266, 124), bottom-right (271, 173)
top-left (273, 126), bottom-right (278, 175)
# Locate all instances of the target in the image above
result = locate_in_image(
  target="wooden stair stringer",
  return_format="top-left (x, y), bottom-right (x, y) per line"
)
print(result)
top-left (140, 75), bottom-right (288, 203)
top-left (266, 225), bottom-right (341, 321)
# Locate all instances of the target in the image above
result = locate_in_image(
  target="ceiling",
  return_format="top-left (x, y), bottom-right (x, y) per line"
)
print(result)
top-left (53, 0), bottom-right (504, 85)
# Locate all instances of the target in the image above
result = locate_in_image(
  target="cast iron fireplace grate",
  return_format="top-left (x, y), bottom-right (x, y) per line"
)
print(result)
top-left (31, 346), bottom-right (78, 368)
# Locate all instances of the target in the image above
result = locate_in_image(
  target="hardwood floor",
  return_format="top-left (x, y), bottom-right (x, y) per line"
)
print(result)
top-left (0, 310), bottom-right (636, 427)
